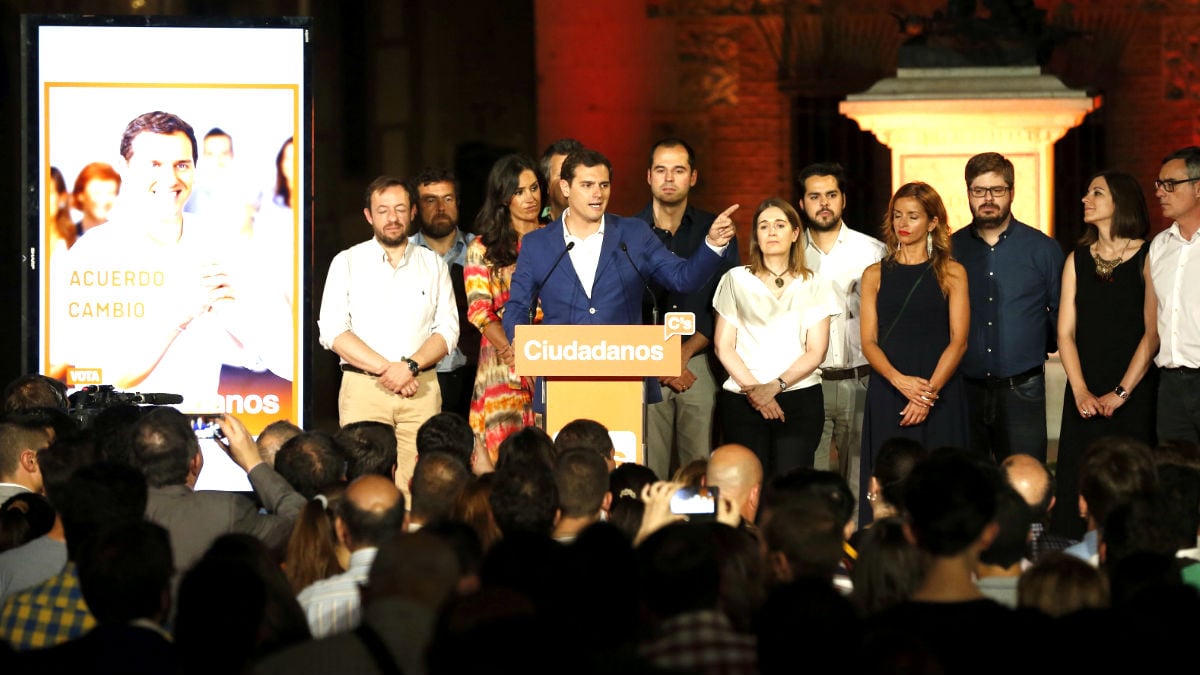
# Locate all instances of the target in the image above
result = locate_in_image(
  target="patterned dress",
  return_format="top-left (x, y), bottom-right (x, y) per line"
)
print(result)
top-left (465, 237), bottom-right (540, 460)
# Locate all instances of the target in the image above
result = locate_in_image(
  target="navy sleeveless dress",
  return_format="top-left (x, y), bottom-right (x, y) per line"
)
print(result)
top-left (859, 261), bottom-right (969, 522)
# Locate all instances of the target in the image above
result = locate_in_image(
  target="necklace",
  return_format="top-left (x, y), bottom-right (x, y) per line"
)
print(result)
top-left (1093, 239), bottom-right (1132, 281)
top-left (764, 267), bottom-right (787, 288)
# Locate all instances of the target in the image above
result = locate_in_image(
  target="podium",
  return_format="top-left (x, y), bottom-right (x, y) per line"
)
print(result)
top-left (514, 320), bottom-right (692, 465)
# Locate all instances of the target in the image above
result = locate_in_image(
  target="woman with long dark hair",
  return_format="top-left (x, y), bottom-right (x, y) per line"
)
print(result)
top-left (858, 182), bottom-right (969, 522)
top-left (1052, 170), bottom-right (1156, 539)
top-left (464, 154), bottom-right (544, 460)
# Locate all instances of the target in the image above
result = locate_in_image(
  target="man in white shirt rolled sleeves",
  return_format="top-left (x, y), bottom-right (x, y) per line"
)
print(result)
top-left (1149, 146), bottom-right (1200, 443)
top-left (318, 176), bottom-right (460, 492)
top-left (799, 162), bottom-right (886, 510)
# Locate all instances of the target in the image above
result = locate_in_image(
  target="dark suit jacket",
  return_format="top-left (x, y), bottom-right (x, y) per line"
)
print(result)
top-left (503, 214), bottom-right (729, 333)
top-left (502, 214), bottom-right (731, 408)
top-left (146, 463), bottom-right (305, 577)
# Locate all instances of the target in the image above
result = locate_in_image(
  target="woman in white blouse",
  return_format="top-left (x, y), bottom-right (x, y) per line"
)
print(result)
top-left (713, 198), bottom-right (837, 478)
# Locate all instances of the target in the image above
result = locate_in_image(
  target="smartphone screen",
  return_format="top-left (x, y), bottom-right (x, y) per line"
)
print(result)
top-left (669, 485), bottom-right (719, 518)
top-left (187, 413), bottom-right (223, 440)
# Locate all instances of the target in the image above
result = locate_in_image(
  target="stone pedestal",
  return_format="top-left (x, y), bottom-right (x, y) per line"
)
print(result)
top-left (839, 67), bottom-right (1100, 235)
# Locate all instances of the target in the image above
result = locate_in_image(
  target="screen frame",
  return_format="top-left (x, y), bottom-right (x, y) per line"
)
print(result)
top-left (20, 14), bottom-right (315, 432)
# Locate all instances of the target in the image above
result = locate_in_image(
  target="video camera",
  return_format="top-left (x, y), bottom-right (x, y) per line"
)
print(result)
top-left (67, 384), bottom-right (183, 429)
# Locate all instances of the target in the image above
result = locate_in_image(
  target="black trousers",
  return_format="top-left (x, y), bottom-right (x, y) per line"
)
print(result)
top-left (718, 384), bottom-right (824, 479)
top-left (437, 365), bottom-right (476, 419)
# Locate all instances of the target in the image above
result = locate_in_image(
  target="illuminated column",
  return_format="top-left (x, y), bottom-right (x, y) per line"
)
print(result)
top-left (840, 67), bottom-right (1100, 235)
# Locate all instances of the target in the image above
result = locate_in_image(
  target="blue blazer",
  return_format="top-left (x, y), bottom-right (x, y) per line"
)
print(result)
top-left (502, 214), bottom-right (732, 409)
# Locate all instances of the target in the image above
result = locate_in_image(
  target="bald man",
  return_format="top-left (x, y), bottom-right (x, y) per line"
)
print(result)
top-left (297, 474), bottom-right (406, 637)
top-left (1001, 453), bottom-right (1075, 562)
top-left (705, 443), bottom-right (763, 525)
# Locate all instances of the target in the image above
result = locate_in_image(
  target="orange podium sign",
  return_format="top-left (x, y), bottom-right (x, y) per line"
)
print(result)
top-left (514, 318), bottom-right (693, 466)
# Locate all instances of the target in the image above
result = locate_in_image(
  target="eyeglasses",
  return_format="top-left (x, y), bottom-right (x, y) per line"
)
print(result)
top-left (969, 186), bottom-right (1011, 199)
top-left (1154, 177), bottom-right (1200, 193)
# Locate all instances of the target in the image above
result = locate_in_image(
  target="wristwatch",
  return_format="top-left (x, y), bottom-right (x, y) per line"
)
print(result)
top-left (1114, 385), bottom-right (1129, 400)
top-left (402, 357), bottom-right (420, 376)
top-left (777, 377), bottom-right (787, 391)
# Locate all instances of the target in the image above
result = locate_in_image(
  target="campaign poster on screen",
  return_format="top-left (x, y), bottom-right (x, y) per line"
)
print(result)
top-left (34, 22), bottom-right (308, 434)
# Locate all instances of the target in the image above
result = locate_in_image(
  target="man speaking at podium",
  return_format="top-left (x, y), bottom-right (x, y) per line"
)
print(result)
top-left (503, 148), bottom-right (738, 411)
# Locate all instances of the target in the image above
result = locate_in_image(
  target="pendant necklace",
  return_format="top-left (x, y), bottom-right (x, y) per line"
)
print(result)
top-left (765, 268), bottom-right (786, 288)
top-left (1093, 239), bottom-right (1132, 282)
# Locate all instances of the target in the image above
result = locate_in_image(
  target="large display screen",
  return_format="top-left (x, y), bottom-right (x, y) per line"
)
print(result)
top-left (24, 17), bottom-right (311, 436)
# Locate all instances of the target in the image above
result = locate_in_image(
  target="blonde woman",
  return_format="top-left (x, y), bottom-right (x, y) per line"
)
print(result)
top-left (713, 198), bottom-right (836, 478)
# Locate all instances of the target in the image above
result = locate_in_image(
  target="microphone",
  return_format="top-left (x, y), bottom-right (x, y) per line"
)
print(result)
top-left (131, 392), bottom-right (185, 405)
top-left (529, 241), bottom-right (574, 324)
top-left (620, 242), bottom-right (658, 325)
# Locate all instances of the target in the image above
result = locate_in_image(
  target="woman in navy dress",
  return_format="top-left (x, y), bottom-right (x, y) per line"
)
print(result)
top-left (859, 182), bottom-right (970, 523)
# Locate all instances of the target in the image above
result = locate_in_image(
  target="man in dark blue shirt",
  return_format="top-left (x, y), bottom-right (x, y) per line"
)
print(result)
top-left (951, 152), bottom-right (1064, 463)
top-left (633, 138), bottom-right (739, 480)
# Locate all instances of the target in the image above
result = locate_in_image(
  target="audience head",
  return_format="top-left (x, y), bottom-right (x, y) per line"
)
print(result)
top-left (850, 517), bottom-right (925, 615)
top-left (705, 443), bottom-right (763, 524)
top-left (763, 467), bottom-right (855, 540)
top-left (553, 418), bottom-right (615, 469)
top-left (256, 419), bottom-right (302, 467)
top-left (1154, 439), bottom-right (1200, 469)
top-left (175, 533), bottom-right (310, 675)
top-left (2, 374), bottom-right (68, 413)
top-left (0, 421), bottom-right (51, 491)
top-left (490, 457), bottom-right (559, 537)
top-left (979, 483), bottom-right (1033, 569)
top-left (78, 520), bottom-right (173, 625)
top-left (363, 530), bottom-right (461, 611)
top-left (274, 432), bottom-right (345, 500)
top-left (868, 436), bottom-right (927, 520)
top-left (495, 426), bottom-right (556, 470)
top-left (1002, 453), bottom-right (1055, 523)
top-left (0, 492), bottom-right (56, 552)
top-left (553, 449), bottom-right (610, 521)
top-left (284, 496), bottom-right (342, 594)
top-left (335, 420), bottom-right (398, 480)
top-left (758, 578), bottom-right (861, 675)
top-left (454, 472), bottom-right (502, 551)
top-left (761, 497), bottom-right (845, 585)
top-left (57, 461), bottom-right (148, 560)
top-left (90, 402), bottom-right (145, 465)
top-left (420, 519), bottom-right (485, 596)
top-left (335, 474), bottom-right (405, 551)
top-left (638, 522), bottom-right (720, 619)
top-left (416, 412), bottom-right (474, 470)
top-left (903, 450), bottom-right (1001, 557)
top-left (609, 461), bottom-right (659, 500)
top-left (129, 406), bottom-right (201, 488)
top-left (410, 451), bottom-right (470, 526)
top-left (707, 522), bottom-right (767, 632)
top-left (37, 433), bottom-right (100, 508)
top-left (1018, 551), bottom-right (1109, 617)
top-left (1079, 436), bottom-right (1156, 528)
top-left (673, 458), bottom-right (708, 487)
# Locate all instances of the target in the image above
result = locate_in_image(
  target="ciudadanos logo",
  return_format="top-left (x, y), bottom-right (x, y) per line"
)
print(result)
top-left (520, 312), bottom-right (696, 363)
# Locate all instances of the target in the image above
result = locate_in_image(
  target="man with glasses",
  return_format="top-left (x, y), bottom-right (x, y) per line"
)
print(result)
top-left (951, 152), bottom-right (1064, 462)
top-left (1149, 146), bottom-right (1200, 442)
